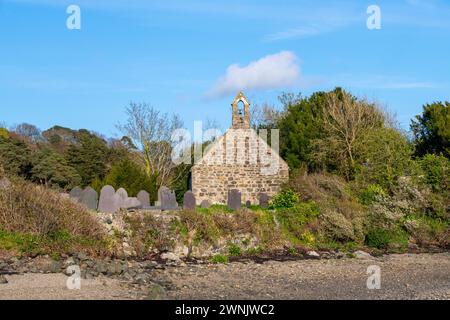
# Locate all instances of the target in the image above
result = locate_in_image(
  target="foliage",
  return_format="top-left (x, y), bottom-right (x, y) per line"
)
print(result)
top-left (124, 213), bottom-right (173, 256)
top-left (411, 102), bottom-right (450, 158)
top-left (228, 243), bottom-right (242, 256)
top-left (278, 91), bottom-right (326, 170)
top-left (0, 128), bottom-right (9, 139)
top-left (358, 184), bottom-right (386, 205)
top-left (313, 90), bottom-right (386, 179)
top-left (275, 201), bottom-right (320, 242)
top-left (365, 227), bottom-right (409, 250)
top-left (269, 189), bottom-right (300, 209)
top-left (102, 158), bottom-right (157, 198)
top-left (31, 148), bottom-right (81, 189)
top-left (117, 102), bottom-right (184, 188)
top-left (354, 128), bottom-right (414, 190)
top-left (66, 130), bottom-right (109, 186)
top-left (0, 136), bottom-right (32, 177)
top-left (210, 254), bottom-right (229, 264)
top-left (418, 153), bottom-right (449, 192)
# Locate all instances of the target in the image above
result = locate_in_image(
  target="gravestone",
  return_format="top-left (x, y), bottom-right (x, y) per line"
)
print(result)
top-left (155, 186), bottom-right (170, 206)
top-left (183, 191), bottom-right (196, 210)
top-left (227, 189), bottom-right (241, 211)
top-left (246, 200), bottom-right (252, 208)
top-left (69, 186), bottom-right (83, 202)
top-left (122, 197), bottom-right (142, 210)
top-left (98, 185), bottom-right (117, 213)
top-left (160, 187), bottom-right (178, 211)
top-left (200, 200), bottom-right (211, 209)
top-left (80, 187), bottom-right (98, 211)
top-left (115, 188), bottom-right (128, 209)
top-left (137, 190), bottom-right (150, 208)
top-left (258, 193), bottom-right (270, 208)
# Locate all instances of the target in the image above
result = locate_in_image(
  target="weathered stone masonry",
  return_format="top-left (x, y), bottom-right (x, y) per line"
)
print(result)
top-left (191, 92), bottom-right (289, 205)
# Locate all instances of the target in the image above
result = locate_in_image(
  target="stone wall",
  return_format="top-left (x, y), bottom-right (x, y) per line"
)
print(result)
top-left (191, 128), bottom-right (289, 205)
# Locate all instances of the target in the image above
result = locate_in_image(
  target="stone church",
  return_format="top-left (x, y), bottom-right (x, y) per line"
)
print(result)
top-left (191, 92), bottom-right (289, 205)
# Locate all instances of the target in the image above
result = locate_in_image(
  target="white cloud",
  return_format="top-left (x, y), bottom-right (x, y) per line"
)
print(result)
top-left (206, 51), bottom-right (301, 99)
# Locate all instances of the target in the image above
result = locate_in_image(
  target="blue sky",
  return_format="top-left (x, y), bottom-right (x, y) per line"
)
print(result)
top-left (1, 0), bottom-right (449, 137)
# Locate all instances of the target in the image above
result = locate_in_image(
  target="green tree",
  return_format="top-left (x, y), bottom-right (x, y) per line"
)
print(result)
top-left (411, 102), bottom-right (450, 158)
top-left (31, 148), bottom-right (81, 189)
top-left (278, 91), bottom-right (326, 170)
top-left (0, 136), bottom-right (32, 177)
top-left (418, 154), bottom-right (449, 192)
top-left (102, 158), bottom-right (157, 199)
top-left (354, 128), bottom-right (413, 190)
top-left (66, 130), bottom-right (109, 186)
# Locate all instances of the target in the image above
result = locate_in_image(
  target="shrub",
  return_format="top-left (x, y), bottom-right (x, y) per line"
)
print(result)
top-left (418, 154), bottom-right (449, 192)
top-left (359, 184), bottom-right (386, 205)
top-left (276, 201), bottom-right (320, 241)
top-left (365, 227), bottom-right (409, 250)
top-left (228, 244), bottom-right (241, 256)
top-left (210, 254), bottom-right (229, 264)
top-left (102, 158), bottom-right (157, 198)
top-left (125, 213), bottom-right (174, 256)
top-left (0, 178), bottom-right (107, 256)
top-left (269, 189), bottom-right (300, 209)
top-left (354, 128), bottom-right (414, 190)
top-left (0, 178), bottom-right (104, 238)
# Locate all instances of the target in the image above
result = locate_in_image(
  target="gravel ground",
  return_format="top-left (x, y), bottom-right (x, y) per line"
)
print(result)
top-left (0, 273), bottom-right (134, 300)
top-left (0, 253), bottom-right (449, 300)
top-left (154, 252), bottom-right (450, 300)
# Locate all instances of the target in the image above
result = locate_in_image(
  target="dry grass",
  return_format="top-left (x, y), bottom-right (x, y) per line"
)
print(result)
top-left (0, 176), bottom-right (104, 239)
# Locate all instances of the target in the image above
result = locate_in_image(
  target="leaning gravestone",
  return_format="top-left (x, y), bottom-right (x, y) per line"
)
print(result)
top-left (258, 193), bottom-right (270, 208)
top-left (80, 187), bottom-right (98, 211)
top-left (69, 186), bottom-right (83, 202)
top-left (227, 189), bottom-right (241, 211)
top-left (160, 187), bottom-right (178, 211)
top-left (137, 190), bottom-right (150, 208)
top-left (98, 185), bottom-right (117, 213)
top-left (200, 200), bottom-right (211, 209)
top-left (183, 191), bottom-right (196, 210)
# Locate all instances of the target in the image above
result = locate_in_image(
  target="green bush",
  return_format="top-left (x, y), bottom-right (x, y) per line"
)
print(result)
top-left (228, 244), bottom-right (241, 256)
top-left (359, 184), bottom-right (386, 205)
top-left (210, 254), bottom-right (229, 264)
top-left (100, 158), bottom-right (157, 198)
top-left (365, 227), bottom-right (409, 250)
top-left (276, 201), bottom-right (320, 241)
top-left (418, 154), bottom-right (449, 192)
top-left (269, 189), bottom-right (300, 209)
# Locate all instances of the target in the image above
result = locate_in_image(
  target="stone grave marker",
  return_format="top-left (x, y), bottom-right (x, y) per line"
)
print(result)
top-left (227, 189), bottom-right (241, 211)
top-left (122, 197), bottom-right (142, 210)
top-left (258, 193), bottom-right (271, 208)
top-left (183, 191), bottom-right (196, 210)
top-left (98, 185), bottom-right (117, 213)
top-left (160, 187), bottom-right (178, 211)
top-left (80, 187), bottom-right (98, 211)
top-left (246, 200), bottom-right (252, 208)
top-left (137, 190), bottom-right (150, 208)
top-left (200, 200), bottom-right (211, 209)
top-left (69, 186), bottom-right (83, 202)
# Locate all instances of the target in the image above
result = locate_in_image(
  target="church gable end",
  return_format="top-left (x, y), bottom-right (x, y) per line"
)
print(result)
top-left (191, 92), bottom-right (289, 205)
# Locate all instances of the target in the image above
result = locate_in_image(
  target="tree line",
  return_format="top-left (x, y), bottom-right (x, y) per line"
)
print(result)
top-left (0, 88), bottom-right (448, 203)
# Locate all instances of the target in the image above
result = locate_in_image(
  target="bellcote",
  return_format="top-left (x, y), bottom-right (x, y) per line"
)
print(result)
top-left (231, 91), bottom-right (250, 129)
